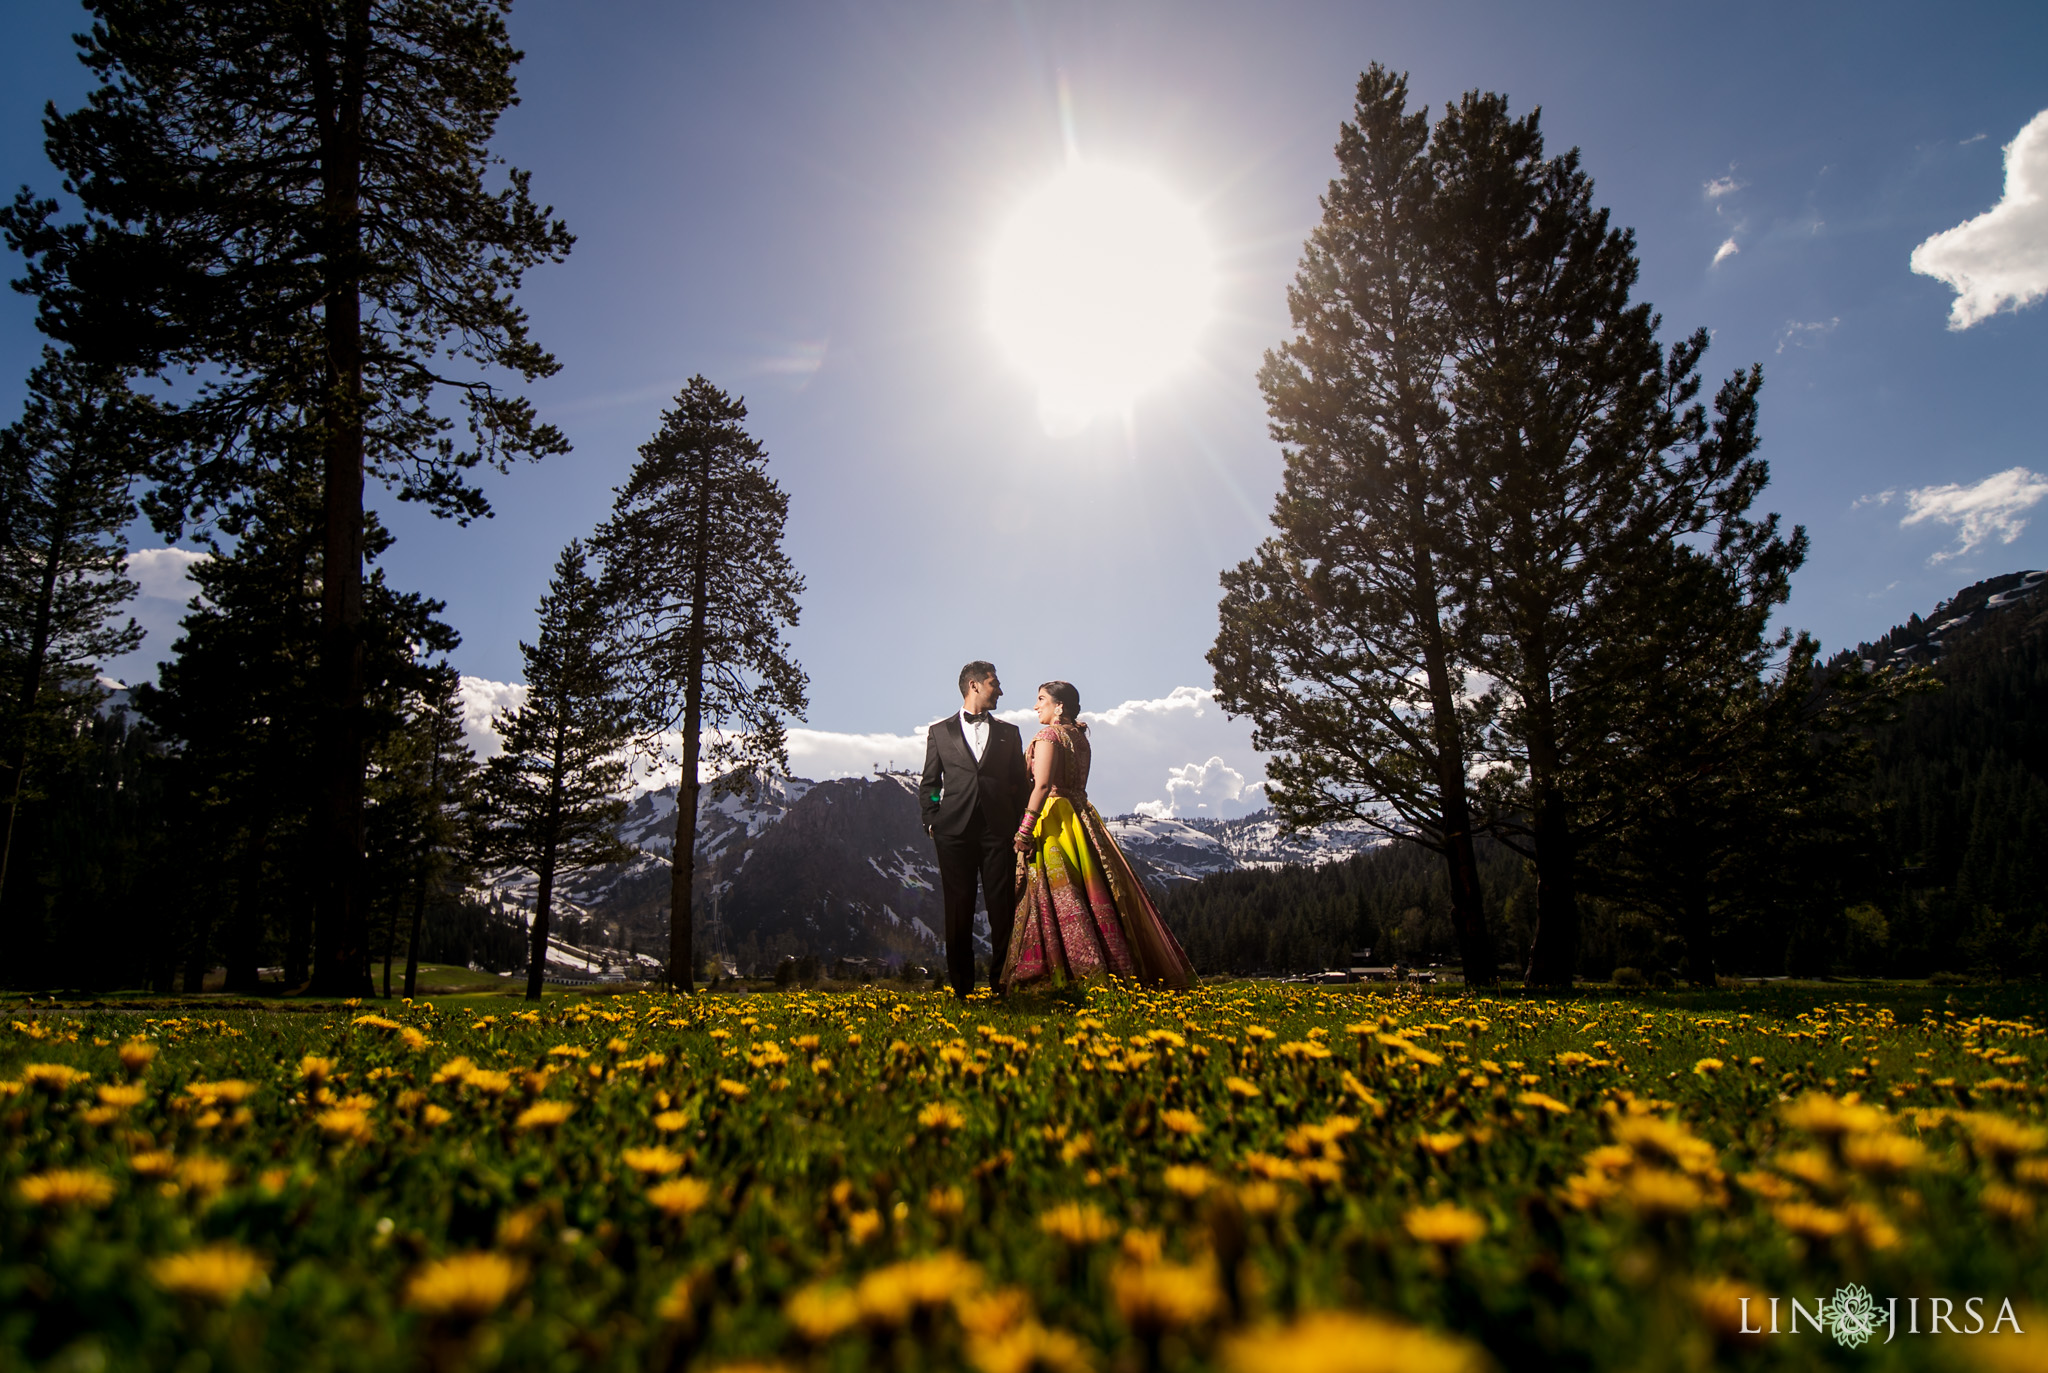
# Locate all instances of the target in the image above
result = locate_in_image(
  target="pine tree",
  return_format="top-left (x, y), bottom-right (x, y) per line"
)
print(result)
top-left (1430, 92), bottom-right (1801, 985)
top-left (0, 348), bottom-right (145, 916)
top-left (2, 0), bottom-right (574, 994)
top-left (593, 378), bottom-right (807, 994)
top-left (367, 663), bottom-right (475, 998)
top-left (1212, 67), bottom-right (1497, 985)
top-left (137, 471), bottom-right (459, 991)
top-left (474, 542), bottom-right (632, 1001)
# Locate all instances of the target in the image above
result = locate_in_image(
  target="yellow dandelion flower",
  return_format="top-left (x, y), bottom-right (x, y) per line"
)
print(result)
top-left (653, 1109), bottom-right (690, 1131)
top-left (185, 1080), bottom-right (255, 1105)
top-left (786, 1283), bottom-right (860, 1341)
top-left (1223, 1309), bottom-right (1488, 1373)
top-left (1403, 1202), bottom-right (1487, 1247)
top-left (1773, 1201), bottom-right (1851, 1240)
top-left (431, 1057), bottom-right (475, 1084)
top-left (846, 1208), bottom-right (884, 1244)
top-left (17, 1169), bottom-right (116, 1208)
top-left (1163, 1165), bottom-right (1215, 1198)
top-left (176, 1155), bottom-right (234, 1195)
top-left (1517, 1091), bottom-right (1570, 1115)
top-left (1780, 1093), bottom-right (1885, 1139)
top-left (968, 1320), bottom-right (1097, 1373)
top-left (150, 1244), bottom-right (267, 1303)
top-left (1161, 1109), bottom-right (1204, 1137)
top-left (404, 1251), bottom-right (526, 1318)
top-left (547, 1045), bottom-right (589, 1059)
top-left (130, 1151), bottom-right (177, 1177)
top-left (1842, 1132), bottom-right (1927, 1177)
top-left (1038, 1201), bottom-right (1117, 1246)
top-left (855, 1252), bottom-right (983, 1328)
top-left (1983, 1183), bottom-right (2035, 1223)
top-left (1693, 1058), bottom-right (1724, 1076)
top-left (22, 1063), bottom-right (87, 1092)
top-left (1962, 1112), bottom-right (2048, 1161)
top-left (351, 1014), bottom-right (402, 1031)
top-left (1237, 1180), bottom-right (1284, 1217)
top-left (928, 1185), bottom-right (967, 1218)
top-left (1224, 1076), bottom-right (1262, 1099)
top-left (1417, 1131), bottom-right (1465, 1158)
top-left (623, 1146), bottom-right (686, 1175)
top-left (1621, 1169), bottom-right (1706, 1217)
top-left (421, 1103), bottom-right (453, 1127)
top-left (717, 1079), bottom-right (749, 1099)
top-left (95, 1082), bottom-right (146, 1109)
top-left (1112, 1259), bottom-right (1221, 1333)
top-left (955, 1286), bottom-right (1034, 1339)
top-left (399, 1026), bottom-right (429, 1051)
top-left (119, 1042), bottom-right (158, 1075)
top-left (918, 1101), bottom-right (967, 1132)
top-left (647, 1176), bottom-right (714, 1217)
top-left (464, 1068), bottom-right (513, 1095)
top-left (316, 1107), bottom-right (373, 1142)
top-left (513, 1100), bottom-right (574, 1131)
top-left (298, 1055), bottom-right (335, 1083)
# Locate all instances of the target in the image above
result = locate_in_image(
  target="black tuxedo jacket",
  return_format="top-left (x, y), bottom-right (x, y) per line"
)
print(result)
top-left (920, 714), bottom-right (1028, 838)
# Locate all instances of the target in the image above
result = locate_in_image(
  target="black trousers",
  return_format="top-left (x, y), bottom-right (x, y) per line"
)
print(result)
top-left (932, 809), bottom-right (1018, 997)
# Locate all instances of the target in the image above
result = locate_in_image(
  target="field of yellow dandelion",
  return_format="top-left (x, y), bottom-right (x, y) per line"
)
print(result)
top-left (4, 984), bottom-right (2046, 1370)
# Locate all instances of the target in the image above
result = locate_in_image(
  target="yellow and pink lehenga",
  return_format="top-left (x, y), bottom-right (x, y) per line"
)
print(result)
top-left (1000, 722), bottom-right (1196, 991)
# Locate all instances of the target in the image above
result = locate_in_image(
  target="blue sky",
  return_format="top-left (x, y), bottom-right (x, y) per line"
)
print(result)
top-left (3, 1), bottom-right (2044, 815)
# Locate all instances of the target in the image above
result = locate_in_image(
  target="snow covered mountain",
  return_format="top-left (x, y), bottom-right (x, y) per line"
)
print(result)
top-left (480, 768), bottom-right (1381, 972)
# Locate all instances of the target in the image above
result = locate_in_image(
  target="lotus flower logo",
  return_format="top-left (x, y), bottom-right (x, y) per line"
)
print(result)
top-left (1830, 1284), bottom-right (1881, 1349)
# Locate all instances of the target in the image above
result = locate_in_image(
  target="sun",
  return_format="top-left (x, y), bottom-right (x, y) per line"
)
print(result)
top-left (989, 163), bottom-right (1216, 436)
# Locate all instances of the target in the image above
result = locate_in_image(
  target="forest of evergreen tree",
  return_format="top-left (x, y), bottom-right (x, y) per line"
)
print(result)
top-left (1156, 574), bottom-right (2047, 982)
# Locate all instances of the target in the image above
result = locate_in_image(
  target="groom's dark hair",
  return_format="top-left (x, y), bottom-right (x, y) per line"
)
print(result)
top-left (958, 660), bottom-right (997, 696)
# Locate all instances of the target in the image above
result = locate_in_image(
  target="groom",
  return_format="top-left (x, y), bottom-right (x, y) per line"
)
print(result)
top-left (920, 661), bottom-right (1028, 999)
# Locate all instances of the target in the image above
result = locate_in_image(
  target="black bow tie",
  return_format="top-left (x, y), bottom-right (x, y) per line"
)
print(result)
top-left (963, 712), bottom-right (990, 725)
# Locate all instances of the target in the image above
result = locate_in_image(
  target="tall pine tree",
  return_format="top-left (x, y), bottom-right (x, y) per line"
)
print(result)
top-left (593, 378), bottom-right (807, 994)
top-left (2, 0), bottom-right (573, 993)
top-left (0, 348), bottom-right (144, 916)
top-left (1431, 92), bottom-right (1800, 985)
top-left (1212, 67), bottom-right (1497, 985)
top-left (474, 542), bottom-right (631, 1001)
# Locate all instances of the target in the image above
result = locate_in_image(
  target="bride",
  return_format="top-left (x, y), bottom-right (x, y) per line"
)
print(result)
top-left (1000, 681), bottom-right (1196, 991)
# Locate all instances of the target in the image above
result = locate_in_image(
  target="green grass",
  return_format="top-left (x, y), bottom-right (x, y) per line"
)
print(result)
top-left (3, 981), bottom-right (2045, 1371)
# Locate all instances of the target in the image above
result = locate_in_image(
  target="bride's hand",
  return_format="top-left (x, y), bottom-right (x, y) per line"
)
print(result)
top-left (1012, 830), bottom-right (1033, 855)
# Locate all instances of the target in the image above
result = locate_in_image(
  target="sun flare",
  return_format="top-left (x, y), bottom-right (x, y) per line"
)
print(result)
top-left (989, 163), bottom-right (1216, 436)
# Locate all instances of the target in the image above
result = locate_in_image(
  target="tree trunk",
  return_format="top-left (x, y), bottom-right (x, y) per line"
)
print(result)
top-left (1677, 881), bottom-right (1717, 986)
top-left (1414, 554), bottom-right (1495, 986)
top-left (402, 739), bottom-right (443, 998)
top-left (182, 908), bottom-right (211, 993)
top-left (1524, 783), bottom-right (1579, 987)
top-left (309, 1), bottom-right (372, 996)
top-left (666, 445), bottom-right (716, 995)
top-left (525, 840), bottom-right (558, 1002)
top-left (222, 832), bottom-right (267, 993)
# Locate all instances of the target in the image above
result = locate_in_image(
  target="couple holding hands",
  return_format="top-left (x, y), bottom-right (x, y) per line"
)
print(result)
top-left (919, 660), bottom-right (1196, 1000)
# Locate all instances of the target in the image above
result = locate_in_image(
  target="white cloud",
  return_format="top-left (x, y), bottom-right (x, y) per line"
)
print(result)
top-left (126, 546), bottom-right (208, 601)
top-left (1899, 467), bottom-right (2048, 563)
top-left (457, 676), bottom-right (527, 760)
top-left (1851, 489), bottom-right (1897, 510)
top-left (1910, 108), bottom-right (2048, 329)
top-left (1776, 317), bottom-right (1840, 353)
top-left (1711, 237), bottom-right (1740, 267)
top-left (1704, 173), bottom-right (1744, 199)
top-left (459, 682), bottom-right (1271, 818)
top-left (1148, 756), bottom-right (1256, 817)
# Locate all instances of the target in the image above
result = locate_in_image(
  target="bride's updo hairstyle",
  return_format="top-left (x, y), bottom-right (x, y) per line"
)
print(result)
top-left (1040, 680), bottom-right (1084, 728)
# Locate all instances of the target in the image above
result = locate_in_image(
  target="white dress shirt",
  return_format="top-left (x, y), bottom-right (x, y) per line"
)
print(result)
top-left (960, 709), bottom-right (990, 763)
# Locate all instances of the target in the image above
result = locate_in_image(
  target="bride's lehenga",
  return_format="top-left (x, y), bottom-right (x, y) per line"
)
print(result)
top-left (1000, 722), bottom-right (1195, 991)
